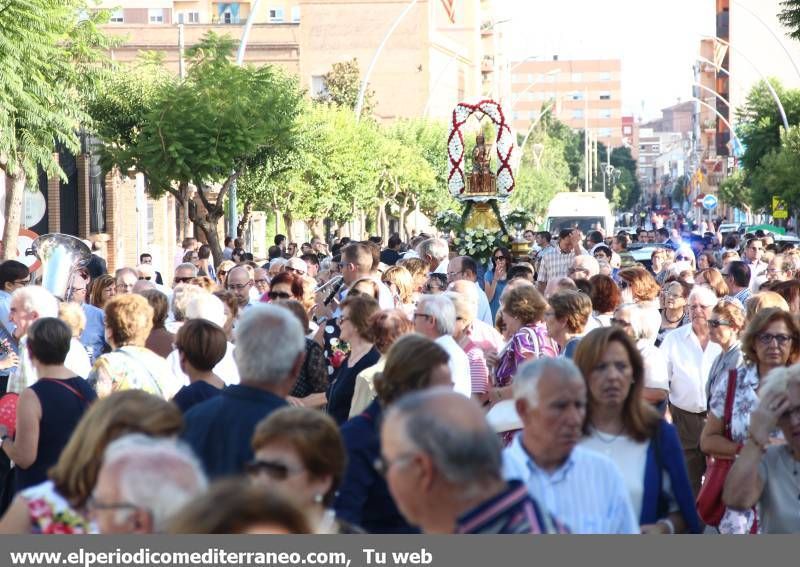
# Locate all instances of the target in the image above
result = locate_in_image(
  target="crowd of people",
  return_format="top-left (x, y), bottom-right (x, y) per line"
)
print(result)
top-left (0, 222), bottom-right (797, 535)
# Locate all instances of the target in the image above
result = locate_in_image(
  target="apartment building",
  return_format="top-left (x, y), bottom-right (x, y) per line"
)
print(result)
top-left (509, 57), bottom-right (623, 148)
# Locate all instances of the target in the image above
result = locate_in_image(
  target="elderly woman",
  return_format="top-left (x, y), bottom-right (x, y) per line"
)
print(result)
top-left (88, 274), bottom-right (115, 310)
top-left (447, 291), bottom-right (490, 402)
top-left (657, 280), bottom-right (692, 346)
top-left (87, 294), bottom-right (177, 399)
top-left (589, 274), bottom-right (621, 327)
top-left (247, 408), bottom-right (358, 533)
top-left (348, 309), bottom-right (414, 418)
top-left (490, 286), bottom-right (557, 408)
top-left (700, 307), bottom-right (800, 533)
top-left (326, 295), bottom-right (381, 425)
top-left (171, 319), bottom-right (228, 413)
top-left (613, 303), bottom-right (669, 407)
top-left (0, 319), bottom-right (97, 493)
top-left (544, 289), bottom-right (593, 358)
top-left (262, 271), bottom-right (304, 303)
top-left (705, 299), bottom-right (746, 401)
top-left (0, 391), bottom-right (182, 533)
top-left (723, 365), bottom-right (800, 533)
top-left (335, 334), bottom-right (451, 534)
top-left (575, 328), bottom-right (701, 533)
top-left (141, 289), bottom-right (174, 359)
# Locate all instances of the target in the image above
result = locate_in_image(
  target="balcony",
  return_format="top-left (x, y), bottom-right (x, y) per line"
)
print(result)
top-left (481, 55), bottom-right (494, 73)
top-left (480, 21), bottom-right (494, 36)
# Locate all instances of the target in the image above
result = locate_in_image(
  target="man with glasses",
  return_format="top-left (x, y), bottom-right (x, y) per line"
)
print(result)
top-left (68, 273), bottom-right (107, 363)
top-left (285, 257), bottom-right (307, 277)
top-left (447, 256), bottom-right (492, 325)
top-left (225, 266), bottom-right (257, 312)
top-left (115, 268), bottom-right (139, 295)
top-left (253, 268), bottom-right (270, 298)
top-left (173, 263), bottom-right (198, 289)
top-left (659, 286), bottom-right (722, 497)
top-left (0, 260), bottom-right (30, 336)
top-left (766, 254), bottom-right (792, 284)
top-left (139, 253), bottom-right (163, 285)
top-left (91, 434), bottom-right (207, 533)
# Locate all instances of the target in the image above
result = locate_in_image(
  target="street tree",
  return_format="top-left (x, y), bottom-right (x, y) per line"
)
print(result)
top-left (0, 2), bottom-right (113, 258)
top-left (313, 58), bottom-right (376, 117)
top-left (779, 0), bottom-right (800, 41)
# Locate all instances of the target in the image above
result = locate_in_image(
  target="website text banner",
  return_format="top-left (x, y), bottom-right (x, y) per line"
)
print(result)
top-left (0, 535), bottom-right (790, 567)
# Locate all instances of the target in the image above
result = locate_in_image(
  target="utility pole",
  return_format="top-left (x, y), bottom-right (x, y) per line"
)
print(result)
top-left (583, 89), bottom-right (589, 192)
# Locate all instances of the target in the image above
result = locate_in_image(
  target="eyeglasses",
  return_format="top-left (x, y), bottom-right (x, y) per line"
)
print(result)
top-left (413, 313), bottom-right (432, 320)
top-left (610, 318), bottom-right (631, 327)
top-left (493, 256), bottom-right (508, 262)
top-left (285, 267), bottom-right (305, 275)
top-left (373, 452), bottom-right (417, 476)
top-left (707, 319), bottom-right (732, 328)
top-left (688, 304), bottom-right (713, 310)
top-left (138, 276), bottom-right (152, 281)
top-left (86, 495), bottom-right (139, 514)
top-left (618, 280), bottom-right (630, 289)
top-left (756, 333), bottom-right (795, 346)
top-left (268, 291), bottom-right (291, 300)
top-left (244, 459), bottom-right (302, 481)
top-left (227, 282), bottom-right (251, 291)
top-left (568, 267), bottom-right (589, 275)
top-left (447, 270), bottom-right (465, 280)
top-left (254, 278), bottom-right (269, 285)
top-left (174, 276), bottom-right (194, 284)
top-left (218, 270), bottom-right (228, 277)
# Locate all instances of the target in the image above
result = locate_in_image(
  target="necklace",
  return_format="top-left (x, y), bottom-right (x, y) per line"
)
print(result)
top-left (591, 424), bottom-right (625, 444)
top-left (664, 308), bottom-right (685, 324)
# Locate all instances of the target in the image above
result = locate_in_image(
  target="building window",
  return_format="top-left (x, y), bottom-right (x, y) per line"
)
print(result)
top-left (218, 3), bottom-right (240, 24)
top-left (599, 109), bottom-right (612, 119)
top-left (110, 8), bottom-right (123, 23)
top-left (512, 111), bottom-right (519, 121)
top-left (598, 127), bottom-right (612, 138)
top-left (599, 91), bottom-right (611, 100)
top-left (572, 109), bottom-right (584, 119)
top-left (623, 126), bottom-right (632, 135)
top-left (572, 73), bottom-right (582, 82)
top-left (291, 6), bottom-right (300, 22)
top-left (311, 75), bottom-right (328, 98)
top-left (570, 91), bottom-right (583, 101)
top-left (148, 8), bottom-right (165, 23)
top-left (651, 144), bottom-right (659, 151)
top-left (177, 12), bottom-right (200, 23)
top-left (599, 72), bottom-right (611, 81)
top-left (269, 7), bottom-right (285, 22)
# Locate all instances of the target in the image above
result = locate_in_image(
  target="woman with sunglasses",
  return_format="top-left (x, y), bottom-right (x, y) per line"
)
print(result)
top-left (483, 247), bottom-right (511, 319)
top-left (248, 407), bottom-right (359, 533)
top-left (705, 299), bottom-right (745, 401)
top-left (261, 272), bottom-right (303, 303)
top-left (700, 307), bottom-right (800, 533)
top-left (215, 260), bottom-right (236, 289)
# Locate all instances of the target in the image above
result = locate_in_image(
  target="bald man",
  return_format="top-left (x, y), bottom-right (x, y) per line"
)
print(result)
top-left (447, 256), bottom-right (492, 325)
top-left (381, 389), bottom-right (565, 534)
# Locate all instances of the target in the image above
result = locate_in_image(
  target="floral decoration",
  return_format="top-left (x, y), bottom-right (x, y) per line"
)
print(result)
top-left (452, 228), bottom-right (512, 265)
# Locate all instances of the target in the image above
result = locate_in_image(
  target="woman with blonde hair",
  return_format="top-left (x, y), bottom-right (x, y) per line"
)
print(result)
top-left (57, 303), bottom-right (91, 378)
top-left (381, 265), bottom-right (414, 316)
top-left (695, 268), bottom-right (729, 298)
top-left (215, 260), bottom-right (236, 289)
top-left (87, 294), bottom-right (177, 399)
top-left (617, 266), bottom-right (661, 308)
top-left (0, 390), bottom-right (182, 533)
top-left (744, 291), bottom-right (789, 323)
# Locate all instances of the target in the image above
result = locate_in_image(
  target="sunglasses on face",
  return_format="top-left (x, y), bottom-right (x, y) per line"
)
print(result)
top-left (707, 319), bottom-right (731, 328)
top-left (138, 276), bottom-right (152, 281)
top-left (268, 291), bottom-right (291, 300)
top-left (174, 276), bottom-right (194, 284)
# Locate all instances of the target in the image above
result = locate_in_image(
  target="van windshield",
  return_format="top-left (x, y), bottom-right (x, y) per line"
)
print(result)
top-left (547, 217), bottom-right (606, 234)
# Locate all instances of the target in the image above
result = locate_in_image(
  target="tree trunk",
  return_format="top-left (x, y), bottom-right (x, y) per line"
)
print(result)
top-left (308, 218), bottom-right (324, 239)
top-left (237, 198), bottom-right (253, 238)
top-left (398, 194), bottom-right (409, 241)
top-left (282, 212), bottom-right (293, 242)
top-left (178, 181), bottom-right (191, 241)
top-left (2, 170), bottom-right (26, 260)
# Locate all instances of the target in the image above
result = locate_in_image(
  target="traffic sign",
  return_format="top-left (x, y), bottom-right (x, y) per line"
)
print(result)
top-left (773, 196), bottom-right (788, 219)
top-left (702, 194), bottom-right (718, 210)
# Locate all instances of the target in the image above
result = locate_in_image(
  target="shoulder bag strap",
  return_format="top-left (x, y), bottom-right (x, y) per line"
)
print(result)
top-left (723, 368), bottom-right (738, 441)
top-left (38, 378), bottom-right (87, 403)
top-left (114, 348), bottom-right (162, 393)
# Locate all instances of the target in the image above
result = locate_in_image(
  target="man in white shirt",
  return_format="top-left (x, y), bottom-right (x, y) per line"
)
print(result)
top-left (659, 285), bottom-right (722, 497)
top-left (742, 237), bottom-right (768, 292)
top-left (413, 294), bottom-right (471, 398)
top-left (503, 357), bottom-right (638, 534)
top-left (417, 238), bottom-right (450, 276)
top-left (447, 256), bottom-right (493, 325)
top-left (7, 286), bottom-right (91, 392)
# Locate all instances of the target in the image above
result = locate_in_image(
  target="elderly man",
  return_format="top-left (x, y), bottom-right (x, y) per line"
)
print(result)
top-left (253, 267), bottom-right (270, 298)
top-left (381, 389), bottom-right (566, 534)
top-left (414, 295), bottom-right (471, 398)
top-left (567, 254), bottom-right (599, 281)
top-left (91, 434), bottom-right (207, 534)
top-left (115, 268), bottom-right (138, 295)
top-left (659, 285), bottom-right (722, 497)
top-left (447, 256), bottom-right (492, 325)
top-left (416, 238), bottom-right (450, 275)
top-left (536, 228), bottom-right (587, 293)
top-left (173, 262), bottom-right (197, 288)
top-left (69, 273), bottom-right (107, 362)
top-left (225, 265), bottom-right (257, 312)
top-left (503, 357), bottom-right (638, 534)
top-left (766, 254), bottom-right (792, 284)
top-left (447, 281), bottom-right (504, 354)
top-left (182, 304), bottom-right (304, 478)
top-left (7, 286), bottom-right (91, 393)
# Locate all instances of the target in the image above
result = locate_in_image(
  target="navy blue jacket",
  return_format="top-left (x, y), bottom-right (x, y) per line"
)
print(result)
top-left (182, 384), bottom-right (287, 479)
top-left (334, 399), bottom-right (418, 534)
top-left (642, 419), bottom-right (702, 533)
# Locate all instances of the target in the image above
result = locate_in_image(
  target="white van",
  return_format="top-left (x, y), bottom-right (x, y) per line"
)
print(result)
top-left (544, 191), bottom-right (615, 235)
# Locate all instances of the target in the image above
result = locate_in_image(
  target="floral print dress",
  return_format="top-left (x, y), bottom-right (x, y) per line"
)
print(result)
top-left (709, 364), bottom-right (760, 534)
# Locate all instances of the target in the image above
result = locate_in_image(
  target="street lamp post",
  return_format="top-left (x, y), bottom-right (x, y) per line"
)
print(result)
top-left (355, 0), bottom-right (420, 122)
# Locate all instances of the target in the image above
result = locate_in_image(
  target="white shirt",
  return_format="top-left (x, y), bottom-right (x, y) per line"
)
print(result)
top-left (638, 341), bottom-right (669, 392)
top-left (474, 282), bottom-right (493, 326)
top-left (66, 338), bottom-right (92, 379)
top-left (8, 337), bottom-right (92, 394)
top-left (660, 324), bottom-right (722, 413)
top-left (167, 341), bottom-right (240, 388)
top-left (434, 334), bottom-right (471, 398)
